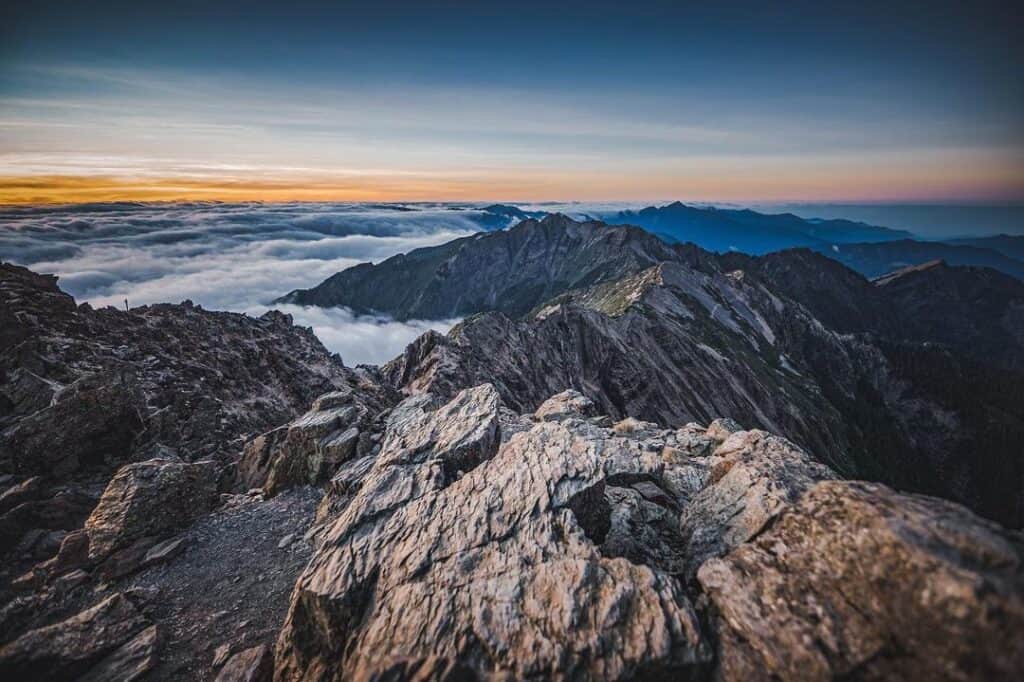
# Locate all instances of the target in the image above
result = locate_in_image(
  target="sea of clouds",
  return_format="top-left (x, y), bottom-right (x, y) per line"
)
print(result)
top-left (0, 202), bottom-right (524, 365)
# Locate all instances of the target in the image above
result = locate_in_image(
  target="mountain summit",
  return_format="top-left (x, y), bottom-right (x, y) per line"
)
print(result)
top-left (287, 216), bottom-right (1024, 527)
top-left (278, 214), bottom-right (702, 319)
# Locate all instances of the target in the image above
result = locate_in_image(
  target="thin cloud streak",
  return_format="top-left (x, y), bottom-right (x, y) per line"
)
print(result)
top-left (3, 61), bottom-right (1021, 203)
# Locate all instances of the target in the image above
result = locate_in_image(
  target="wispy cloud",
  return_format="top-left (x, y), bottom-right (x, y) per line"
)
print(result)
top-left (4, 62), bottom-right (1020, 204)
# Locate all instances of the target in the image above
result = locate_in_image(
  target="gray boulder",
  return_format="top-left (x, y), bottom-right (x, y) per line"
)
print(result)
top-left (699, 480), bottom-right (1024, 680)
top-left (85, 459), bottom-right (219, 559)
top-left (273, 385), bottom-right (709, 680)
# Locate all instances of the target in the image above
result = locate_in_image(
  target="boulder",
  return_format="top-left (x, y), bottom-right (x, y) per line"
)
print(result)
top-left (533, 389), bottom-right (599, 421)
top-left (215, 644), bottom-right (273, 682)
top-left (273, 386), bottom-right (709, 680)
top-left (698, 480), bottom-right (1024, 681)
top-left (85, 459), bottom-right (219, 559)
top-left (141, 536), bottom-right (187, 566)
top-left (671, 423), bottom-right (717, 458)
top-left (679, 429), bottom-right (835, 577)
top-left (704, 417), bottom-right (742, 443)
top-left (79, 624), bottom-right (158, 682)
top-left (39, 528), bottom-right (91, 577)
top-left (236, 391), bottom-right (376, 496)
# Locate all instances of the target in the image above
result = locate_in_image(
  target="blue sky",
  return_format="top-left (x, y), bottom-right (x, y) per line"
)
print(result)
top-left (1, 1), bottom-right (1021, 202)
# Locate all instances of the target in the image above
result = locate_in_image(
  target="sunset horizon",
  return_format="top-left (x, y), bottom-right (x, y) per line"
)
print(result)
top-left (3, 2), bottom-right (1022, 206)
top-left (2, 169), bottom-right (1023, 206)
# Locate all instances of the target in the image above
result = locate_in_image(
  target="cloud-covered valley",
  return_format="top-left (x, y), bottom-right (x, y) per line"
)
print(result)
top-left (0, 202), bottom-right (510, 365)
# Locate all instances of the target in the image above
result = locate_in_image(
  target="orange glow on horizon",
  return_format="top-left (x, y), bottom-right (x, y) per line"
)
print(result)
top-left (1, 169), bottom-right (1022, 206)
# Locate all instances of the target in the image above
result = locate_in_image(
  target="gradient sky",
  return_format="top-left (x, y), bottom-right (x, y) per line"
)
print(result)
top-left (1, 0), bottom-right (1021, 203)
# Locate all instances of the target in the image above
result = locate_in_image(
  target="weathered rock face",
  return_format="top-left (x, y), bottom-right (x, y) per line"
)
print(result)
top-left (85, 459), bottom-right (220, 559)
top-left (698, 480), bottom-right (1024, 681)
top-left (0, 592), bottom-right (155, 681)
top-left (2, 371), bottom-right (144, 478)
top-left (270, 386), bottom-right (1024, 681)
top-left (0, 261), bottom-right (352, 472)
top-left (679, 429), bottom-right (836, 577)
top-left (274, 385), bottom-right (711, 680)
top-left (236, 381), bottom-right (396, 496)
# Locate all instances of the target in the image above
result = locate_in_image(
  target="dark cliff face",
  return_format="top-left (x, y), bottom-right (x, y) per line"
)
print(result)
top-left (735, 250), bottom-right (1024, 373)
top-left (278, 214), bottom-right (708, 319)
top-left (382, 262), bottom-right (856, 474)
top-left (874, 261), bottom-right (1024, 372)
top-left (0, 261), bottom-right (366, 476)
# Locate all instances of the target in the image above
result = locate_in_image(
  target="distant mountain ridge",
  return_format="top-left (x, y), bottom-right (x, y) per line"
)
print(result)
top-left (278, 214), bottom-right (709, 319)
top-left (283, 215), bottom-right (1024, 527)
top-left (596, 201), bottom-right (913, 254)
top-left (824, 238), bottom-right (1024, 280)
top-left (474, 202), bottom-right (1024, 281)
top-left (943, 234), bottom-right (1024, 262)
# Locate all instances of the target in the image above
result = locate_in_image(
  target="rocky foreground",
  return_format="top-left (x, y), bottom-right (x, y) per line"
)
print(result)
top-left (2, 253), bottom-right (1024, 681)
top-left (4, 375), bottom-right (1024, 678)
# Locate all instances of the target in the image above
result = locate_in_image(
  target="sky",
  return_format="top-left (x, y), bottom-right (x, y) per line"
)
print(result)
top-left (1, 0), bottom-right (1022, 204)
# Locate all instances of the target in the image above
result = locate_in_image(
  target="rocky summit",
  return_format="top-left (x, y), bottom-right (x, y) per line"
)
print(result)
top-left (2, 212), bottom-right (1024, 682)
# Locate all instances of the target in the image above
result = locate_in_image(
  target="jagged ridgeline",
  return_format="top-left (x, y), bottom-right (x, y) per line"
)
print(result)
top-left (1, 213), bottom-right (1023, 681)
top-left (287, 214), bottom-right (1024, 528)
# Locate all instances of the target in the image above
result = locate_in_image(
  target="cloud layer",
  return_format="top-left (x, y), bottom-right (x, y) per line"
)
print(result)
top-left (0, 202), bottom-right (511, 365)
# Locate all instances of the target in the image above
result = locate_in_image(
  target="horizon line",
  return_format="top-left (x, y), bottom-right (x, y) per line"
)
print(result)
top-left (1, 175), bottom-right (1021, 208)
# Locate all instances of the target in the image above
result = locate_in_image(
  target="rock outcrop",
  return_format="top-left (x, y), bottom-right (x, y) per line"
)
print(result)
top-left (236, 381), bottom-right (395, 496)
top-left (274, 385), bottom-right (711, 680)
top-left (0, 260), bottom-right (366, 583)
top-left (0, 262), bottom-right (352, 470)
top-left (270, 385), bottom-right (1024, 681)
top-left (0, 593), bottom-right (156, 681)
top-left (0, 262), bottom-right (390, 680)
top-left (699, 480), bottom-right (1024, 680)
top-left (678, 429), bottom-right (836, 577)
top-left (84, 459), bottom-right (220, 559)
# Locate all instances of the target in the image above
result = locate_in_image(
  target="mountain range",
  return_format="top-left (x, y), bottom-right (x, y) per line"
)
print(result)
top-left (1, 212), bottom-right (1023, 680)
top-left (599, 200), bottom-right (914, 253)
top-left (285, 214), bottom-right (1024, 528)
top-left (474, 201), bottom-right (1024, 281)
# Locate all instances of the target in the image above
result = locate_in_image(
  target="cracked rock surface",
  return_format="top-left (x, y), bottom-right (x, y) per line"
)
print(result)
top-left (271, 384), bottom-right (1024, 681)
top-left (699, 480), bottom-right (1024, 681)
top-left (275, 385), bottom-right (711, 680)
